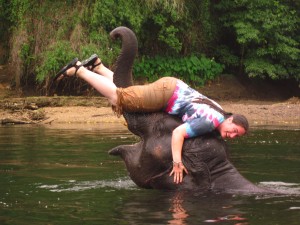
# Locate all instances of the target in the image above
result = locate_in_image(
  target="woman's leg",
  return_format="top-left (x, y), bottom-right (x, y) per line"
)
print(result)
top-left (65, 61), bottom-right (118, 105)
top-left (93, 60), bottom-right (114, 82)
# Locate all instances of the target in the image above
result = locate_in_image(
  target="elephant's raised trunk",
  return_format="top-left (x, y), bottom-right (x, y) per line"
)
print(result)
top-left (110, 26), bottom-right (149, 136)
top-left (110, 26), bottom-right (138, 88)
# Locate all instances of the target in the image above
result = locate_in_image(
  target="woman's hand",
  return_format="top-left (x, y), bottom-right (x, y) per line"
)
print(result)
top-left (171, 124), bottom-right (189, 184)
top-left (169, 161), bottom-right (188, 184)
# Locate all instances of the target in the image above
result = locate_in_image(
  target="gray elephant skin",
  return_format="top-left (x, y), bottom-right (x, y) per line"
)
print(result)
top-left (108, 26), bottom-right (274, 195)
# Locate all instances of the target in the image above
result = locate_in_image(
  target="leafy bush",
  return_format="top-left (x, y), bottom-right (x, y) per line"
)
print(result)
top-left (133, 55), bottom-right (224, 86)
top-left (215, 45), bottom-right (239, 68)
top-left (216, 0), bottom-right (300, 80)
top-left (85, 0), bottom-right (143, 34)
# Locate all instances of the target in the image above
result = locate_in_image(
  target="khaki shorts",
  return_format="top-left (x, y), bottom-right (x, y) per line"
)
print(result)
top-left (113, 77), bottom-right (177, 116)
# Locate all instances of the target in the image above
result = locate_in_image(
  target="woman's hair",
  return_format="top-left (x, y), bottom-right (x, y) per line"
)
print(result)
top-left (231, 114), bottom-right (249, 134)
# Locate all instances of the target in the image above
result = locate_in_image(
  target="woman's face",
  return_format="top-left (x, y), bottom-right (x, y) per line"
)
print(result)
top-left (219, 117), bottom-right (246, 139)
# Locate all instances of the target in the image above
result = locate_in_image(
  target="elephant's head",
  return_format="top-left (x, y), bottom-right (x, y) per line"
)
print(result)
top-left (108, 27), bottom-right (276, 195)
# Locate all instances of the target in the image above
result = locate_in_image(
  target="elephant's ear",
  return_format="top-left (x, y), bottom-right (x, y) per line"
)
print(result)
top-left (108, 143), bottom-right (144, 178)
top-left (110, 26), bottom-right (138, 88)
top-left (108, 145), bottom-right (135, 158)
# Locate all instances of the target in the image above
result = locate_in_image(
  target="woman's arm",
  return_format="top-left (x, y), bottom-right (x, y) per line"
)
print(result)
top-left (169, 124), bottom-right (189, 184)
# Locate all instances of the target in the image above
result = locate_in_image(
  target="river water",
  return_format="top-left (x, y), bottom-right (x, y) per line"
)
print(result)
top-left (0, 125), bottom-right (299, 225)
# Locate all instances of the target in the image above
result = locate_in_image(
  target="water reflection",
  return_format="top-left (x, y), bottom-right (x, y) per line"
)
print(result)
top-left (168, 192), bottom-right (189, 225)
top-left (118, 189), bottom-right (252, 224)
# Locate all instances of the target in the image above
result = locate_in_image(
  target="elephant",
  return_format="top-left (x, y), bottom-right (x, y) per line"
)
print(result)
top-left (108, 26), bottom-right (275, 195)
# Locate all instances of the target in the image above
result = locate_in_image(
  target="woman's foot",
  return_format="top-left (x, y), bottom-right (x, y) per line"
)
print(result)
top-left (54, 58), bottom-right (83, 81)
top-left (81, 54), bottom-right (113, 81)
top-left (82, 54), bottom-right (102, 72)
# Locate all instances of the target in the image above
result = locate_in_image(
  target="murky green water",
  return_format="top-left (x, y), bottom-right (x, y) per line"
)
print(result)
top-left (0, 125), bottom-right (299, 225)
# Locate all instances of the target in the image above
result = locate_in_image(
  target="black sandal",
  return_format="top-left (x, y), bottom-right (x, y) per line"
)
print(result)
top-left (82, 54), bottom-right (102, 71)
top-left (54, 58), bottom-right (82, 81)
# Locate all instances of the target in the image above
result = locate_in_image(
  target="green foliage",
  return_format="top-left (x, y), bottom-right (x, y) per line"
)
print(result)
top-left (8, 0), bottom-right (31, 27)
top-left (216, 0), bottom-right (300, 80)
top-left (3, 0), bottom-right (300, 94)
top-left (20, 42), bottom-right (35, 67)
top-left (152, 13), bottom-right (182, 53)
top-left (85, 0), bottom-right (143, 33)
top-left (0, 0), bottom-right (12, 31)
top-left (0, 0), bottom-right (12, 63)
top-left (215, 46), bottom-right (239, 68)
top-left (84, 0), bottom-right (190, 54)
top-left (133, 55), bottom-right (224, 86)
top-left (31, 0), bottom-right (219, 85)
top-left (35, 40), bottom-right (119, 83)
top-left (36, 41), bottom-right (77, 83)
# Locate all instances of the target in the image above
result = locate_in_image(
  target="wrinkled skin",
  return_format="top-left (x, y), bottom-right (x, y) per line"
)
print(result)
top-left (109, 27), bottom-right (275, 194)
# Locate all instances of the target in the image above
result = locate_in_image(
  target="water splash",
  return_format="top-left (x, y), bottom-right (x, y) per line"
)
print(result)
top-left (259, 181), bottom-right (300, 195)
top-left (37, 177), bottom-right (138, 192)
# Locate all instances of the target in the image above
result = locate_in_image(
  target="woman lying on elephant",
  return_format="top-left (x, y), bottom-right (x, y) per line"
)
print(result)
top-left (55, 54), bottom-right (249, 184)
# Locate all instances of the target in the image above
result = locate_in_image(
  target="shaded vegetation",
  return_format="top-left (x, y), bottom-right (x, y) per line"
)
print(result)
top-left (0, 0), bottom-right (299, 95)
top-left (215, 0), bottom-right (300, 80)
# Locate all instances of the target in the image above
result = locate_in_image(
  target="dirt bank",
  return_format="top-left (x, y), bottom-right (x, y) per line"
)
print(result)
top-left (43, 99), bottom-right (300, 129)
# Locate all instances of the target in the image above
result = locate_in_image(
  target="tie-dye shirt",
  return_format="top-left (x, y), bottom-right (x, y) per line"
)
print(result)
top-left (165, 79), bottom-right (224, 138)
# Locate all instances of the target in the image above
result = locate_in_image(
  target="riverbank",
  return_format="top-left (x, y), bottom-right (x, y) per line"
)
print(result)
top-left (1, 74), bottom-right (299, 130)
top-left (42, 99), bottom-right (300, 130)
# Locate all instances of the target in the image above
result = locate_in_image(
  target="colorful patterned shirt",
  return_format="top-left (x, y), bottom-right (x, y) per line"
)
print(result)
top-left (165, 79), bottom-right (225, 138)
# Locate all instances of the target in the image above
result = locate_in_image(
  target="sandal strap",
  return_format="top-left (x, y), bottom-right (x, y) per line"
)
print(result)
top-left (62, 63), bottom-right (82, 77)
top-left (74, 64), bottom-right (82, 77)
top-left (91, 62), bottom-right (102, 71)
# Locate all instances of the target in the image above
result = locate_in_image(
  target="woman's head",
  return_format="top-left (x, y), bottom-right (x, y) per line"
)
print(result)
top-left (232, 114), bottom-right (249, 134)
top-left (217, 114), bottom-right (249, 139)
